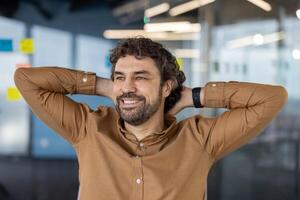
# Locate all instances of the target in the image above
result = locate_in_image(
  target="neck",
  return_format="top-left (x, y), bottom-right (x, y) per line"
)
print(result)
top-left (124, 108), bottom-right (165, 141)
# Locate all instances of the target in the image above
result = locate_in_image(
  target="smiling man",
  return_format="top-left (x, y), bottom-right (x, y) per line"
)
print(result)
top-left (14, 37), bottom-right (288, 200)
top-left (112, 55), bottom-right (178, 141)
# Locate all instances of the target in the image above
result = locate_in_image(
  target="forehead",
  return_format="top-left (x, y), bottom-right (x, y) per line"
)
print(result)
top-left (114, 55), bottom-right (159, 75)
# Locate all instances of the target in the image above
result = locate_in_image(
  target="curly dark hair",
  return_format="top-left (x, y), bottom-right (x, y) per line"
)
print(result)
top-left (109, 37), bottom-right (186, 113)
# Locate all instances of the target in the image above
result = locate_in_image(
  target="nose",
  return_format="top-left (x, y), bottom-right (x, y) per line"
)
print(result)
top-left (122, 78), bottom-right (136, 93)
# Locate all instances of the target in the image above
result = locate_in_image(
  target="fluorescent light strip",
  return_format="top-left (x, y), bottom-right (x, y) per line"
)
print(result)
top-left (263, 32), bottom-right (284, 44)
top-left (169, 0), bottom-right (215, 16)
top-left (103, 30), bottom-right (200, 41)
top-left (144, 21), bottom-right (201, 32)
top-left (144, 21), bottom-right (190, 32)
top-left (145, 3), bottom-right (170, 18)
top-left (174, 49), bottom-right (200, 58)
top-left (227, 32), bottom-right (284, 49)
top-left (174, 23), bottom-right (201, 33)
top-left (247, 0), bottom-right (272, 12)
top-left (227, 36), bottom-right (254, 49)
top-left (296, 9), bottom-right (300, 19)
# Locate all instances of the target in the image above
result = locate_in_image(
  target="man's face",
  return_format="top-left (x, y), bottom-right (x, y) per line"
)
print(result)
top-left (112, 55), bottom-right (167, 125)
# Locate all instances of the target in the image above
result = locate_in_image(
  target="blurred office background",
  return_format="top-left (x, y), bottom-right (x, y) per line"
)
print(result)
top-left (0, 0), bottom-right (299, 199)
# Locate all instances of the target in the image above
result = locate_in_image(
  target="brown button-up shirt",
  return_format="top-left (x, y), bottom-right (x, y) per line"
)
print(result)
top-left (14, 67), bottom-right (288, 200)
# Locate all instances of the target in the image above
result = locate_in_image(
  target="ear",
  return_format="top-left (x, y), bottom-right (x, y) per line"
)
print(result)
top-left (162, 80), bottom-right (176, 98)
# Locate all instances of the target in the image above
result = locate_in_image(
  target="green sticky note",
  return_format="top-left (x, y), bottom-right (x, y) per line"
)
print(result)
top-left (143, 16), bottom-right (150, 24)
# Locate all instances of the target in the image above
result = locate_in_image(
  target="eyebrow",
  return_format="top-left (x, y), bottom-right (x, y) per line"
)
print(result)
top-left (114, 70), bottom-right (151, 76)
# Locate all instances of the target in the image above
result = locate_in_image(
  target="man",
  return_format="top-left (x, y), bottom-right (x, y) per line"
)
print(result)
top-left (14, 37), bottom-right (288, 200)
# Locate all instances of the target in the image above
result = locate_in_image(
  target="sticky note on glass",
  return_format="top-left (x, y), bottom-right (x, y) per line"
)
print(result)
top-left (7, 87), bottom-right (22, 101)
top-left (19, 38), bottom-right (34, 54)
top-left (0, 39), bottom-right (13, 52)
top-left (176, 58), bottom-right (184, 71)
top-left (16, 63), bottom-right (32, 68)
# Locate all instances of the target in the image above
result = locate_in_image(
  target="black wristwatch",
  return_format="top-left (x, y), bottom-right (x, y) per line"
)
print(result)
top-left (192, 87), bottom-right (203, 108)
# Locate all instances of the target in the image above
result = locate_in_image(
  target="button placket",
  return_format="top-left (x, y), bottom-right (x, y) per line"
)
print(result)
top-left (132, 154), bottom-right (144, 200)
top-left (136, 178), bottom-right (142, 184)
top-left (139, 142), bottom-right (144, 148)
top-left (138, 142), bottom-right (147, 156)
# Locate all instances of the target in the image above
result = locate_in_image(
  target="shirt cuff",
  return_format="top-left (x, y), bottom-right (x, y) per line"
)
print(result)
top-left (203, 81), bottom-right (226, 108)
top-left (76, 71), bottom-right (97, 95)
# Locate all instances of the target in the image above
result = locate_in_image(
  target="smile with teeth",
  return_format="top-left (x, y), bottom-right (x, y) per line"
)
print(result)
top-left (121, 99), bottom-right (143, 107)
top-left (124, 100), bottom-right (138, 104)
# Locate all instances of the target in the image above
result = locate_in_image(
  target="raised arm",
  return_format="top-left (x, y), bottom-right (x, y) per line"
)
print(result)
top-left (175, 81), bottom-right (288, 161)
top-left (14, 66), bottom-right (113, 144)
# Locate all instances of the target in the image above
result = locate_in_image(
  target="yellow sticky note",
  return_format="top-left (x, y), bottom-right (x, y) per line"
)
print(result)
top-left (176, 58), bottom-right (184, 71)
top-left (19, 38), bottom-right (35, 54)
top-left (7, 87), bottom-right (22, 101)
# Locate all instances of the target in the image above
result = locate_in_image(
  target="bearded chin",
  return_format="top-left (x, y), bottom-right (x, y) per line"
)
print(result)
top-left (116, 101), bottom-right (157, 126)
top-left (119, 110), bottom-right (150, 126)
top-left (116, 97), bottom-right (162, 126)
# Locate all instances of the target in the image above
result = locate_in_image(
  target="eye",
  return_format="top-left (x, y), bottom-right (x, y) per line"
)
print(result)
top-left (136, 76), bottom-right (146, 80)
top-left (115, 76), bottom-right (125, 81)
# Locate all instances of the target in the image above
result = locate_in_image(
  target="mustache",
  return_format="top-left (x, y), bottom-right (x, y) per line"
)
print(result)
top-left (116, 92), bottom-right (145, 101)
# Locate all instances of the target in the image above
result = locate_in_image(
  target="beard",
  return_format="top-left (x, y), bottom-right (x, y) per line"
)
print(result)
top-left (115, 88), bottom-right (162, 126)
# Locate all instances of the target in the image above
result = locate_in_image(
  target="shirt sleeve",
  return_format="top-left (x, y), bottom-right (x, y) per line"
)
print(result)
top-left (191, 81), bottom-right (288, 161)
top-left (14, 66), bottom-right (97, 144)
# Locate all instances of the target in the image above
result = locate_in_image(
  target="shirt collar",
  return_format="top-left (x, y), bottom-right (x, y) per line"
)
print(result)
top-left (117, 113), bottom-right (177, 137)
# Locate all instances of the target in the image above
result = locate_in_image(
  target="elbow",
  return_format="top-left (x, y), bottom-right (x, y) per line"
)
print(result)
top-left (14, 67), bottom-right (23, 80)
top-left (259, 86), bottom-right (288, 125)
top-left (271, 85), bottom-right (288, 109)
top-left (277, 86), bottom-right (288, 107)
top-left (14, 67), bottom-right (29, 89)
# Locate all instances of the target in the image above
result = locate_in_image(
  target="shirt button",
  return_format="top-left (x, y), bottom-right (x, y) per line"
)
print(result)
top-left (212, 83), bottom-right (216, 87)
top-left (82, 77), bottom-right (87, 82)
top-left (139, 142), bottom-right (144, 147)
top-left (135, 155), bottom-right (140, 158)
top-left (136, 178), bottom-right (142, 184)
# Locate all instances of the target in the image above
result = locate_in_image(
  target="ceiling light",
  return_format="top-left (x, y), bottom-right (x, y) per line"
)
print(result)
top-left (103, 30), bottom-right (200, 41)
top-left (253, 34), bottom-right (264, 45)
top-left (227, 36), bottom-right (254, 49)
top-left (174, 49), bottom-right (200, 58)
top-left (145, 3), bottom-right (170, 18)
top-left (263, 32), bottom-right (284, 44)
top-left (144, 21), bottom-right (189, 32)
top-left (227, 32), bottom-right (284, 49)
top-left (169, 0), bottom-right (215, 16)
top-left (104, 30), bottom-right (146, 38)
top-left (292, 49), bottom-right (300, 60)
top-left (174, 23), bottom-right (201, 33)
top-left (296, 9), bottom-right (300, 19)
top-left (144, 22), bottom-right (201, 32)
top-left (247, 0), bottom-right (272, 12)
